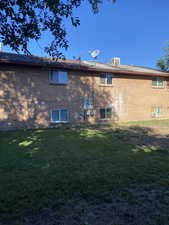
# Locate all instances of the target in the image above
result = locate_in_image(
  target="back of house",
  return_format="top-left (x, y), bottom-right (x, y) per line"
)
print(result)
top-left (0, 52), bottom-right (169, 130)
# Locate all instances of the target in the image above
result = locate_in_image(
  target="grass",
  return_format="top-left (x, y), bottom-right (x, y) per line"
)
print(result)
top-left (1, 125), bottom-right (169, 224)
top-left (119, 119), bottom-right (169, 127)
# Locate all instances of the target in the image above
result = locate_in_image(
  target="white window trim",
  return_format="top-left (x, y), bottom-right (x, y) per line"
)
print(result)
top-left (100, 118), bottom-right (112, 121)
top-left (50, 70), bottom-right (68, 85)
top-left (99, 84), bottom-right (113, 87)
top-left (50, 109), bottom-right (69, 123)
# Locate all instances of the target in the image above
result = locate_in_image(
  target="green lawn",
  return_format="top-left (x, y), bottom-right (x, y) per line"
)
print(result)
top-left (119, 119), bottom-right (169, 127)
top-left (1, 125), bottom-right (169, 225)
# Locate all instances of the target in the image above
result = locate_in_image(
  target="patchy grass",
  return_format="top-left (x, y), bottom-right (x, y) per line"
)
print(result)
top-left (119, 119), bottom-right (169, 129)
top-left (1, 125), bottom-right (169, 225)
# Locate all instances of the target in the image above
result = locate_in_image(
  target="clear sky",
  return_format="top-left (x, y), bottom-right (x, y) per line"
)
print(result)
top-left (4, 0), bottom-right (169, 68)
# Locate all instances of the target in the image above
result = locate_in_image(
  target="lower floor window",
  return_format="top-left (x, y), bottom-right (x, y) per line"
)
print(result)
top-left (152, 107), bottom-right (164, 117)
top-left (100, 108), bottom-right (112, 119)
top-left (51, 109), bottom-right (68, 122)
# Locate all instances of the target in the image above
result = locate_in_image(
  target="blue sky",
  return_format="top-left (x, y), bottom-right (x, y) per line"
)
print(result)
top-left (4, 0), bottom-right (169, 68)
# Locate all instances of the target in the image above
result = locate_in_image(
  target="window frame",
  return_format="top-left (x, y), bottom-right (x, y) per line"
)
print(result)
top-left (50, 109), bottom-right (69, 123)
top-left (50, 70), bottom-right (68, 85)
top-left (100, 108), bottom-right (112, 120)
top-left (100, 74), bottom-right (113, 85)
top-left (152, 77), bottom-right (164, 88)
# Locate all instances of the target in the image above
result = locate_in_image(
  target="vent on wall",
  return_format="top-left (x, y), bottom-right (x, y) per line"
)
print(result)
top-left (111, 57), bottom-right (121, 66)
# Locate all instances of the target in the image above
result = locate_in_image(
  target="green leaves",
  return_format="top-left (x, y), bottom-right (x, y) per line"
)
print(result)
top-left (0, 0), bottom-right (115, 57)
top-left (156, 43), bottom-right (169, 72)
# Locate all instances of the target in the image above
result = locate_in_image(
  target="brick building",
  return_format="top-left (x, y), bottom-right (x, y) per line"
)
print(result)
top-left (0, 52), bottom-right (169, 130)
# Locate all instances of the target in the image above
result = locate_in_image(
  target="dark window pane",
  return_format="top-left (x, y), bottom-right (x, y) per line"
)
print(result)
top-left (152, 79), bottom-right (157, 87)
top-left (107, 74), bottom-right (113, 84)
top-left (100, 108), bottom-right (105, 119)
top-left (106, 108), bottom-right (112, 119)
top-left (100, 74), bottom-right (106, 84)
top-left (52, 110), bottom-right (59, 121)
top-left (60, 110), bottom-right (68, 121)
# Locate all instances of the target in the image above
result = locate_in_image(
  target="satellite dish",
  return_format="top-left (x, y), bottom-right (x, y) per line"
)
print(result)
top-left (90, 49), bottom-right (100, 59)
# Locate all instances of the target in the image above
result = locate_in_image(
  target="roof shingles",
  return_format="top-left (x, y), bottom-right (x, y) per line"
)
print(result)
top-left (0, 52), bottom-right (169, 77)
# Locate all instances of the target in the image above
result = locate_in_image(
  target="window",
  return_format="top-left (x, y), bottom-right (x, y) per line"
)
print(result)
top-left (152, 77), bottom-right (164, 88)
top-left (100, 74), bottom-right (113, 85)
top-left (84, 98), bottom-right (93, 109)
top-left (51, 109), bottom-right (68, 122)
top-left (100, 108), bottom-right (112, 119)
top-left (50, 71), bottom-right (68, 84)
top-left (152, 107), bottom-right (164, 117)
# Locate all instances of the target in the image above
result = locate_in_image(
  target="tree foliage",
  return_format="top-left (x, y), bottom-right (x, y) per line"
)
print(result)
top-left (0, 0), bottom-right (115, 57)
top-left (156, 43), bottom-right (169, 72)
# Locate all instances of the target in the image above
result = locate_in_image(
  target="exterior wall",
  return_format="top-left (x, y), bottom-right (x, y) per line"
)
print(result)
top-left (115, 76), bottom-right (169, 122)
top-left (0, 65), bottom-right (169, 130)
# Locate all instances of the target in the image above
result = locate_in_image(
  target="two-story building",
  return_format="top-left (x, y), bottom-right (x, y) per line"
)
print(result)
top-left (0, 52), bottom-right (169, 130)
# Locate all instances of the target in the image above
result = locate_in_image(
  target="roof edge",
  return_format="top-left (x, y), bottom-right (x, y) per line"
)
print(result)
top-left (0, 52), bottom-right (169, 77)
top-left (1, 59), bottom-right (169, 77)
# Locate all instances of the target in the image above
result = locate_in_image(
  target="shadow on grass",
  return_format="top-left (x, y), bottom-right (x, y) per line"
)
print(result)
top-left (114, 125), bottom-right (169, 152)
top-left (4, 124), bottom-right (169, 155)
top-left (1, 125), bottom-right (169, 225)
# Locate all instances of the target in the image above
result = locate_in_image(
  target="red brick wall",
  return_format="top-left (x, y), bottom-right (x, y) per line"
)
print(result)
top-left (0, 65), bottom-right (169, 130)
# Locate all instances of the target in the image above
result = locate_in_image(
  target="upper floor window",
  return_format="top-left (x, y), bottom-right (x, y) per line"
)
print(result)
top-left (100, 108), bottom-right (112, 120)
top-left (100, 74), bottom-right (113, 85)
top-left (50, 71), bottom-right (68, 84)
top-left (152, 77), bottom-right (164, 88)
top-left (51, 109), bottom-right (69, 123)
